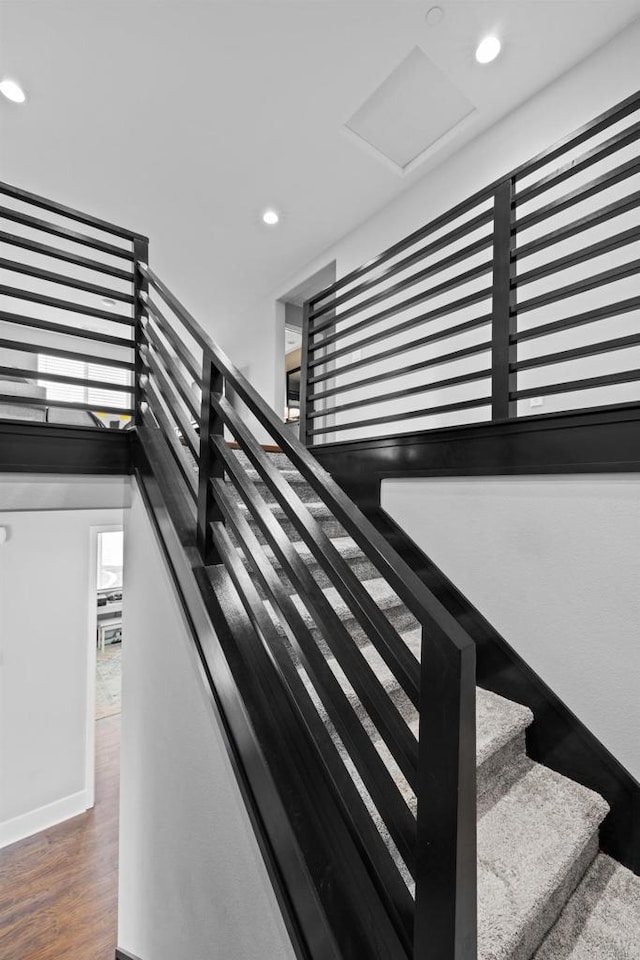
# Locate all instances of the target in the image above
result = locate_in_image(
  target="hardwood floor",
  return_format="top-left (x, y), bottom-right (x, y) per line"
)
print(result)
top-left (0, 715), bottom-right (120, 960)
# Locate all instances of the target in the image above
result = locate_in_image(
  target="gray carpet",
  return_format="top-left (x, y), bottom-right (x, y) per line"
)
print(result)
top-left (229, 449), bottom-right (638, 959)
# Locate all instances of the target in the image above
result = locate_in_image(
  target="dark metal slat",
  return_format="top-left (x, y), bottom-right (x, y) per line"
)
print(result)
top-left (515, 227), bottom-right (640, 288)
top-left (0, 230), bottom-right (135, 281)
top-left (142, 378), bottom-right (198, 499)
top-left (0, 180), bottom-right (146, 242)
top-left (310, 341), bottom-right (492, 399)
top-left (212, 419), bottom-right (421, 708)
top-left (517, 119), bottom-right (640, 205)
top-left (309, 316), bottom-right (492, 399)
top-left (309, 195), bottom-right (494, 310)
top-left (139, 267), bottom-right (208, 351)
top-left (141, 320), bottom-right (200, 422)
top-left (309, 260), bottom-right (492, 341)
top-left (308, 397), bottom-right (491, 438)
top-left (0, 336), bottom-right (135, 370)
top-left (211, 483), bottom-right (419, 896)
top-left (309, 368), bottom-right (491, 420)
top-left (516, 259), bottom-right (640, 315)
top-left (0, 391), bottom-right (133, 416)
top-left (308, 288), bottom-right (492, 372)
top-left (512, 369), bottom-right (640, 400)
top-left (0, 309), bottom-right (133, 348)
top-left (140, 347), bottom-right (199, 461)
top-left (0, 284), bottom-right (134, 325)
top-left (141, 293), bottom-right (202, 387)
top-left (512, 334), bottom-right (640, 372)
top-left (0, 257), bottom-right (135, 303)
top-left (138, 267), bottom-right (478, 669)
top-left (214, 441), bottom-right (420, 860)
top-left (0, 363), bottom-right (133, 394)
top-left (0, 205), bottom-right (135, 260)
top-left (514, 191), bottom-right (640, 260)
top-left (513, 90), bottom-right (640, 181)
top-left (309, 227), bottom-right (493, 324)
top-left (512, 297), bottom-right (640, 344)
top-left (515, 156), bottom-right (640, 231)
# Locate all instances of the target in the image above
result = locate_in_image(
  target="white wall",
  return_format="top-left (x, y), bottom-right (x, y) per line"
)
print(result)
top-left (118, 485), bottom-right (297, 960)
top-left (0, 493), bottom-right (125, 847)
top-left (381, 474), bottom-right (640, 782)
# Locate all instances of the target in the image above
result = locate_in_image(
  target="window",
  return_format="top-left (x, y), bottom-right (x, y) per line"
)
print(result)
top-left (38, 355), bottom-right (130, 410)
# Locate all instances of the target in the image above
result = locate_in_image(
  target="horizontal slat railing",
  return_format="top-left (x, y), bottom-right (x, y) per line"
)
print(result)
top-left (135, 261), bottom-right (477, 960)
top-left (0, 181), bottom-right (143, 430)
top-left (300, 90), bottom-right (640, 446)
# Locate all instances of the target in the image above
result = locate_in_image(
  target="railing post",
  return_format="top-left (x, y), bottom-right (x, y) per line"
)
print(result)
top-left (197, 351), bottom-right (223, 564)
top-left (133, 237), bottom-right (149, 425)
top-left (413, 629), bottom-right (477, 960)
top-left (299, 300), bottom-right (313, 446)
top-left (491, 177), bottom-right (517, 421)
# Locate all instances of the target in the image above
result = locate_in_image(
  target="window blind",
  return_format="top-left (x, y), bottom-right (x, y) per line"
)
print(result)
top-left (38, 355), bottom-right (130, 409)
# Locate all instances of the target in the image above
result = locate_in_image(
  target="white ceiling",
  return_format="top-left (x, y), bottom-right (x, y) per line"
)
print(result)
top-left (1, 0), bottom-right (640, 329)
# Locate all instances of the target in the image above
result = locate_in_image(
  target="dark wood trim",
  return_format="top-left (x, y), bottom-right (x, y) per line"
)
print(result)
top-left (0, 420), bottom-right (133, 475)
top-left (310, 404), bottom-right (640, 478)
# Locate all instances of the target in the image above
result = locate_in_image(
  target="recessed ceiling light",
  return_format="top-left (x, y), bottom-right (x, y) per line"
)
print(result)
top-left (475, 36), bottom-right (501, 64)
top-left (0, 78), bottom-right (26, 103)
top-left (262, 209), bottom-right (279, 226)
top-left (425, 6), bottom-right (444, 26)
top-left (100, 296), bottom-right (117, 307)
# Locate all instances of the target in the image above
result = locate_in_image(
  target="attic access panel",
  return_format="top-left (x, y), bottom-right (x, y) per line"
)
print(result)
top-left (345, 46), bottom-right (476, 173)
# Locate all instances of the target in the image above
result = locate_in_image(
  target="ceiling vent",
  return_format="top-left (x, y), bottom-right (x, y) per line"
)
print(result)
top-left (344, 46), bottom-right (476, 174)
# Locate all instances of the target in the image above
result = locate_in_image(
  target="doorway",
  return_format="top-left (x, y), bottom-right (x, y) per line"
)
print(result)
top-left (278, 261), bottom-right (336, 440)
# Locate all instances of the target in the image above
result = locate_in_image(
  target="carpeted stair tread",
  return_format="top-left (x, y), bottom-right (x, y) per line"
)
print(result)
top-left (476, 688), bottom-right (533, 769)
top-left (235, 499), bottom-right (348, 538)
top-left (478, 761), bottom-right (610, 960)
top-left (533, 853), bottom-right (640, 959)
top-left (250, 534), bottom-right (370, 567)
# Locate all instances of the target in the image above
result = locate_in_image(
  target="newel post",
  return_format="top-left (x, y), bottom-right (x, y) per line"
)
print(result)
top-left (299, 300), bottom-right (314, 447)
top-left (413, 627), bottom-right (477, 960)
top-left (132, 236), bottom-right (149, 425)
top-left (491, 177), bottom-right (517, 421)
top-left (196, 350), bottom-right (224, 565)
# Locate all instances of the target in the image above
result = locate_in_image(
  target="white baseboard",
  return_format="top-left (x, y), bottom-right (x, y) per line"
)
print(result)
top-left (0, 789), bottom-right (91, 849)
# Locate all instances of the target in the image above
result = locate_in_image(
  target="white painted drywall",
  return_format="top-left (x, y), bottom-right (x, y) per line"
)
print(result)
top-left (381, 474), bottom-right (640, 781)
top-left (117, 485), bottom-right (296, 960)
top-left (0, 503), bottom-right (124, 846)
top-left (0, 473), bottom-right (130, 511)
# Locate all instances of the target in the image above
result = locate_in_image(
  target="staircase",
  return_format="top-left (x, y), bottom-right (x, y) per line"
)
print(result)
top-left (1, 88), bottom-right (639, 960)
top-left (225, 449), bottom-right (640, 960)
